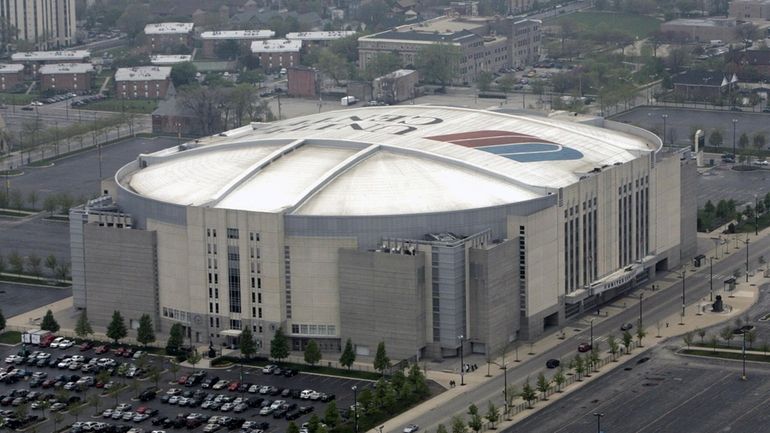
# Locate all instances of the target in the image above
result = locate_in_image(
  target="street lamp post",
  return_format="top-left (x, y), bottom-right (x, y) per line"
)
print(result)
top-left (755, 194), bottom-right (759, 236)
top-left (746, 237), bottom-right (750, 282)
top-left (593, 412), bottom-right (604, 433)
top-left (352, 385), bottom-right (358, 433)
top-left (639, 292), bottom-right (643, 329)
top-left (589, 319), bottom-right (594, 349)
top-left (680, 267), bottom-right (686, 325)
top-left (709, 256), bottom-right (714, 302)
top-left (732, 119), bottom-right (738, 158)
top-left (661, 114), bottom-right (668, 145)
top-left (458, 334), bottom-right (465, 386)
top-left (742, 331), bottom-right (747, 380)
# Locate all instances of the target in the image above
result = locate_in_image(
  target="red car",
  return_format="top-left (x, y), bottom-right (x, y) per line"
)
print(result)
top-left (94, 345), bottom-right (109, 354)
top-left (178, 375), bottom-right (189, 385)
top-left (113, 347), bottom-right (126, 356)
top-left (577, 342), bottom-right (592, 352)
top-left (39, 335), bottom-right (56, 347)
top-left (227, 381), bottom-right (240, 392)
top-left (79, 342), bottom-right (93, 352)
top-left (136, 406), bottom-right (147, 414)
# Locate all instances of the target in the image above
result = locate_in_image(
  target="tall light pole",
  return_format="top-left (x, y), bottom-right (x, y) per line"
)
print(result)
top-left (661, 113), bottom-right (668, 145)
top-left (732, 118), bottom-right (738, 158)
top-left (709, 256), bottom-right (714, 302)
top-left (741, 330), bottom-right (747, 380)
top-left (458, 334), bottom-right (465, 386)
top-left (352, 385), bottom-right (358, 433)
top-left (755, 194), bottom-right (759, 236)
top-left (680, 267), bottom-right (686, 325)
top-left (746, 237), bottom-right (750, 282)
top-left (593, 412), bottom-right (604, 433)
top-left (639, 292), bottom-right (643, 329)
top-left (589, 319), bottom-right (594, 349)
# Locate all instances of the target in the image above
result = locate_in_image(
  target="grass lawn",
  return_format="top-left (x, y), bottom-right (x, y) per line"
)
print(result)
top-left (547, 11), bottom-right (661, 39)
top-left (77, 98), bottom-right (158, 114)
top-left (0, 331), bottom-right (21, 344)
top-left (0, 92), bottom-right (38, 105)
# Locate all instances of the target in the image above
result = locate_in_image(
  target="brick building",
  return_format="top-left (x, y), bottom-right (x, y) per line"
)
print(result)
top-left (38, 63), bottom-right (94, 93)
top-left (114, 66), bottom-right (172, 99)
top-left (199, 30), bottom-right (275, 58)
top-left (11, 50), bottom-right (91, 77)
top-left (0, 64), bottom-right (25, 91)
top-left (660, 18), bottom-right (739, 43)
top-left (144, 23), bottom-right (194, 53)
top-left (287, 66), bottom-right (317, 98)
top-left (150, 55), bottom-right (193, 66)
top-left (250, 39), bottom-right (302, 71)
top-left (729, 0), bottom-right (770, 19)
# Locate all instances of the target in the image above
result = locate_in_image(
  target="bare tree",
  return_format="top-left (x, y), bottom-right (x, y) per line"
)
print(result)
top-left (178, 85), bottom-right (227, 136)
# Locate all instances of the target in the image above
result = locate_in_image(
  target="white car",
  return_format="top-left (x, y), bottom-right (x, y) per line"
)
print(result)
top-left (4, 355), bottom-right (23, 364)
top-left (270, 400), bottom-right (285, 410)
top-left (248, 384), bottom-right (260, 393)
top-left (102, 408), bottom-right (114, 418)
top-left (212, 380), bottom-right (228, 390)
top-left (57, 358), bottom-right (72, 368)
top-left (404, 425), bottom-right (420, 433)
top-left (49, 337), bottom-right (65, 348)
top-left (300, 389), bottom-right (313, 399)
top-left (259, 406), bottom-right (273, 415)
top-left (116, 403), bottom-right (132, 411)
top-left (309, 391), bottom-right (322, 400)
top-left (262, 364), bottom-right (277, 374)
top-left (165, 388), bottom-right (181, 395)
top-left (58, 339), bottom-right (74, 349)
top-left (133, 351), bottom-right (146, 359)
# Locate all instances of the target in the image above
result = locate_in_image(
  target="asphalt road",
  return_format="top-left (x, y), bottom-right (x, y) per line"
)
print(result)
top-left (509, 345), bottom-right (770, 433)
top-left (398, 233), bottom-right (770, 433)
top-left (0, 283), bottom-right (71, 318)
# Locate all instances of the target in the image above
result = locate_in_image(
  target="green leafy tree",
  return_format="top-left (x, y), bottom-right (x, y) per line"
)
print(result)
top-left (287, 421), bottom-right (300, 433)
top-left (8, 251), bottom-right (23, 274)
top-left (74, 310), bottom-right (93, 338)
top-left (26, 254), bottom-right (41, 277)
top-left (166, 323), bottom-right (184, 355)
top-left (683, 331), bottom-right (693, 348)
top-left (323, 400), bottom-right (340, 427)
top-left (536, 373), bottom-right (551, 400)
top-left (87, 393), bottom-right (100, 416)
top-left (468, 404), bottom-right (479, 416)
top-left (520, 380), bottom-right (537, 408)
top-left (476, 71), bottom-right (494, 92)
top-left (136, 314), bottom-right (155, 347)
top-left (27, 190), bottom-right (37, 210)
top-left (373, 341), bottom-right (391, 375)
top-left (571, 355), bottom-right (585, 380)
top-left (40, 309), bottom-right (60, 332)
top-left (55, 262), bottom-right (70, 281)
top-left (240, 326), bottom-right (257, 359)
top-left (106, 310), bottom-right (127, 344)
top-left (308, 414), bottom-right (321, 433)
top-left (270, 326), bottom-right (290, 361)
top-left (622, 330), bottom-right (634, 353)
top-left (607, 334), bottom-right (619, 361)
top-left (304, 340), bottom-right (322, 366)
top-left (468, 413), bottom-right (483, 433)
top-left (437, 424), bottom-right (449, 433)
top-left (710, 334), bottom-right (719, 352)
top-left (589, 346), bottom-right (601, 372)
top-left (720, 326), bottom-right (734, 347)
top-left (498, 75), bottom-right (516, 95)
top-left (451, 415), bottom-right (466, 433)
top-left (553, 367), bottom-right (566, 392)
top-left (317, 48), bottom-right (350, 85)
top-left (0, 308), bottom-right (5, 332)
top-left (697, 328), bottom-right (706, 344)
top-left (416, 43), bottom-right (462, 88)
top-left (187, 350), bottom-right (202, 369)
top-left (9, 189), bottom-right (22, 210)
top-left (215, 39), bottom-right (240, 60)
top-left (747, 329), bottom-right (757, 348)
top-left (485, 400), bottom-right (499, 428)
top-left (339, 338), bottom-right (356, 370)
top-left (364, 52), bottom-right (402, 80)
top-left (170, 62), bottom-right (198, 88)
top-left (45, 254), bottom-right (57, 276)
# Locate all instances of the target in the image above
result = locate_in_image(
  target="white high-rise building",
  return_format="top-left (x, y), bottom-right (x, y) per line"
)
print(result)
top-left (0, 0), bottom-right (76, 50)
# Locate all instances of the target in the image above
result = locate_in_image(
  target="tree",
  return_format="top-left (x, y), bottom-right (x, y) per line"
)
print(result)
top-left (622, 330), bottom-right (634, 353)
top-left (0, 308), bottom-right (4, 332)
top-left (476, 71), bottom-right (493, 92)
top-left (607, 334), bottom-right (619, 361)
top-left (317, 48), bottom-right (350, 85)
top-left (536, 373), bottom-right (551, 400)
top-left (698, 328), bottom-right (706, 344)
top-left (42, 195), bottom-right (57, 216)
top-left (497, 75), bottom-right (516, 95)
top-left (116, 4), bottom-right (149, 42)
top-left (754, 133), bottom-right (766, 152)
top-left (69, 401), bottom-right (84, 421)
top-left (520, 380), bottom-right (537, 408)
top-left (485, 400), bottom-right (499, 429)
top-left (437, 424), bottom-right (449, 433)
top-left (323, 400), bottom-right (340, 427)
top-left (270, 326), bottom-right (289, 361)
top-left (9, 189), bottom-right (21, 210)
top-left (571, 354), bottom-right (586, 380)
top-left (74, 310), bottom-right (93, 339)
top-left (451, 415), bottom-right (466, 433)
top-left (106, 311), bottom-right (127, 344)
top-left (44, 255), bottom-right (57, 277)
top-left (136, 314), bottom-right (155, 347)
top-left (339, 338), bottom-right (356, 370)
top-left (416, 43), bottom-right (461, 88)
top-left (636, 326), bottom-right (647, 347)
top-left (240, 326), bottom-right (257, 359)
top-left (589, 347), bottom-right (601, 372)
top-left (40, 309), bottom-right (60, 332)
top-left (87, 393), bottom-right (100, 416)
top-left (26, 190), bottom-right (37, 210)
top-left (468, 404), bottom-right (479, 416)
top-left (373, 341), bottom-right (391, 375)
top-left (683, 332), bottom-right (693, 348)
top-left (187, 350), bottom-right (202, 369)
top-left (710, 334), bottom-right (719, 352)
top-left (215, 39), bottom-right (240, 60)
top-left (364, 52), bottom-right (402, 80)
top-left (178, 84), bottom-right (226, 136)
top-left (553, 367), bottom-right (566, 392)
top-left (8, 251), bottom-right (23, 274)
top-left (747, 329), bottom-right (757, 348)
top-left (171, 62), bottom-right (198, 88)
top-left (287, 421), bottom-right (300, 433)
top-left (468, 413), bottom-right (483, 433)
top-left (720, 326), bottom-right (734, 347)
top-left (26, 254), bottom-right (41, 277)
top-left (303, 340), bottom-right (322, 366)
top-left (166, 323), bottom-right (184, 355)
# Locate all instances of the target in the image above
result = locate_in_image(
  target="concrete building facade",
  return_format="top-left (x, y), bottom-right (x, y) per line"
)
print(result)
top-left (358, 15), bottom-right (540, 84)
top-left (70, 106), bottom-right (692, 362)
top-left (660, 18), bottom-right (740, 43)
top-left (0, 0), bottom-right (76, 49)
top-left (729, 0), bottom-right (770, 19)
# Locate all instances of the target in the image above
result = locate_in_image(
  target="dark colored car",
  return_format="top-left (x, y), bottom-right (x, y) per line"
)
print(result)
top-left (545, 359), bottom-right (560, 369)
top-left (577, 342), bottom-right (592, 352)
top-left (620, 323), bottom-right (633, 331)
top-left (283, 369), bottom-right (298, 377)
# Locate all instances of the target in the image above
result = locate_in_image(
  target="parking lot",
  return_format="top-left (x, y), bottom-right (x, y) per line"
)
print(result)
top-left (0, 341), bottom-right (371, 432)
top-left (0, 283), bottom-right (71, 318)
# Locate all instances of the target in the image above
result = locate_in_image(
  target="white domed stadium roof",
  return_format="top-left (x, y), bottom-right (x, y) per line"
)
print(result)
top-left (123, 106), bottom-right (658, 216)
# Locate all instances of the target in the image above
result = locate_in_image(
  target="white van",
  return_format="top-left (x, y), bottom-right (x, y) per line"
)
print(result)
top-left (341, 96), bottom-right (358, 106)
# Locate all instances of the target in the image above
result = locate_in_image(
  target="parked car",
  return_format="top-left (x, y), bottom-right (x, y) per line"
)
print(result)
top-left (577, 342), bottom-right (592, 352)
top-left (404, 424), bottom-right (420, 433)
top-left (545, 359), bottom-right (560, 369)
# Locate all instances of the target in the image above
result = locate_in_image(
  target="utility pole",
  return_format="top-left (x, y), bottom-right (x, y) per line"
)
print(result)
top-left (639, 292), bottom-right (643, 328)
top-left (680, 267), bottom-right (686, 325)
top-left (709, 256), bottom-right (714, 302)
top-left (746, 237), bottom-right (750, 282)
top-left (458, 334), bottom-right (465, 386)
top-left (593, 413), bottom-right (604, 433)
